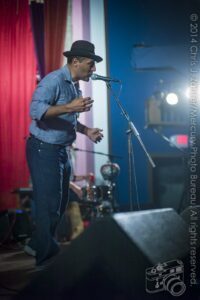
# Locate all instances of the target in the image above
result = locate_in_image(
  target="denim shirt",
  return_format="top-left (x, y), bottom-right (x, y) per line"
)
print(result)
top-left (29, 65), bottom-right (81, 145)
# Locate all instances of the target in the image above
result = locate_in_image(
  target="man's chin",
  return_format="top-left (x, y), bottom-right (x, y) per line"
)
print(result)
top-left (82, 77), bottom-right (90, 82)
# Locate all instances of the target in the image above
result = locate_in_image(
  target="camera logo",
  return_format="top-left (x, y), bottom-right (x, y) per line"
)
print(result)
top-left (146, 260), bottom-right (186, 297)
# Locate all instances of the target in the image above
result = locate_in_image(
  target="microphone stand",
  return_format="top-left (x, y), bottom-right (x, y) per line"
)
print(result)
top-left (106, 82), bottom-right (156, 211)
top-left (73, 147), bottom-right (122, 159)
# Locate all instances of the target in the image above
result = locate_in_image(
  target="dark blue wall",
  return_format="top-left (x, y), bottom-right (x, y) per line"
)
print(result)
top-left (106, 0), bottom-right (199, 209)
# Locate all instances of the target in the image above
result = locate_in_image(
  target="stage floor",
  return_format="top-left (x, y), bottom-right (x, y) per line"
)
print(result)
top-left (0, 241), bottom-right (69, 299)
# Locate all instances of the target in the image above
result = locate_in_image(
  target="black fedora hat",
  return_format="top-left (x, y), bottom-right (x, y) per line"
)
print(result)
top-left (63, 40), bottom-right (103, 63)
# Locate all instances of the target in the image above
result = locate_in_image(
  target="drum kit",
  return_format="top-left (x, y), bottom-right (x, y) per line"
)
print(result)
top-left (80, 162), bottom-right (120, 219)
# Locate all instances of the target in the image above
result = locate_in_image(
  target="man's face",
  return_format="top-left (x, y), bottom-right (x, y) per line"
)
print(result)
top-left (74, 57), bottom-right (96, 81)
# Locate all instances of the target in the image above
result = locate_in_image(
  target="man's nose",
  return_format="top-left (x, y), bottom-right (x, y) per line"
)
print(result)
top-left (91, 65), bottom-right (96, 72)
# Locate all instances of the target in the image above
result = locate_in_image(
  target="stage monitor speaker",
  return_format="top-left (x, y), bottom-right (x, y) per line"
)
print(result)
top-left (180, 205), bottom-right (200, 227)
top-left (18, 208), bottom-right (196, 300)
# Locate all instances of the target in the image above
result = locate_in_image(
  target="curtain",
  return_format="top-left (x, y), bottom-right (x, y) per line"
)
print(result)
top-left (29, 0), bottom-right (45, 78)
top-left (44, 0), bottom-right (68, 74)
top-left (0, 0), bottom-right (37, 211)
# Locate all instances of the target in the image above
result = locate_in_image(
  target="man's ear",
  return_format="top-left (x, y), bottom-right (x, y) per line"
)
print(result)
top-left (72, 57), bottom-right (79, 67)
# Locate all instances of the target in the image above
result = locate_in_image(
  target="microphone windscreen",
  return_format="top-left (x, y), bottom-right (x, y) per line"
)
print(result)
top-left (91, 74), bottom-right (98, 80)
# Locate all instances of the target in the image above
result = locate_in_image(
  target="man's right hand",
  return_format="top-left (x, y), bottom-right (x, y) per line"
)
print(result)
top-left (67, 97), bottom-right (94, 113)
top-left (44, 97), bottom-right (94, 119)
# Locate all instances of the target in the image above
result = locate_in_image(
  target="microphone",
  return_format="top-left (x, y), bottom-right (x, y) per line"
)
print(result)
top-left (91, 73), bottom-right (121, 83)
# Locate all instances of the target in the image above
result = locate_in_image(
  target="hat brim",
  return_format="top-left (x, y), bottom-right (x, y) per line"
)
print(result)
top-left (63, 50), bottom-right (103, 63)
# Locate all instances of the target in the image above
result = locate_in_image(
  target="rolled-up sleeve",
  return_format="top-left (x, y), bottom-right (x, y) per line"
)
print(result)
top-left (30, 83), bottom-right (57, 121)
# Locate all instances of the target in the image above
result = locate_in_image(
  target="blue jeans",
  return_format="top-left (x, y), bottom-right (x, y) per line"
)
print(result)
top-left (26, 135), bottom-right (71, 265)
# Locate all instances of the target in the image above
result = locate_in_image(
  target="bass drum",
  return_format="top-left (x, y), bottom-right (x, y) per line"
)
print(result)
top-left (81, 185), bottom-right (111, 202)
top-left (81, 185), bottom-right (99, 202)
top-left (95, 185), bottom-right (110, 201)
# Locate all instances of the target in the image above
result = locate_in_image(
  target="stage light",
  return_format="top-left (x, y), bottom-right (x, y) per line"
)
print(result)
top-left (166, 93), bottom-right (179, 105)
top-left (185, 86), bottom-right (200, 100)
top-left (169, 134), bottom-right (188, 148)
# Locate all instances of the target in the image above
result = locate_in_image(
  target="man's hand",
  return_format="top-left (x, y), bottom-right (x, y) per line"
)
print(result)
top-left (67, 97), bottom-right (94, 113)
top-left (86, 128), bottom-right (103, 143)
top-left (44, 97), bottom-right (93, 119)
top-left (76, 122), bottom-right (103, 143)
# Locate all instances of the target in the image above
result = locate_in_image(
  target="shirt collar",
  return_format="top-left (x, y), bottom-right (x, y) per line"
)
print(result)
top-left (62, 65), bottom-right (73, 83)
